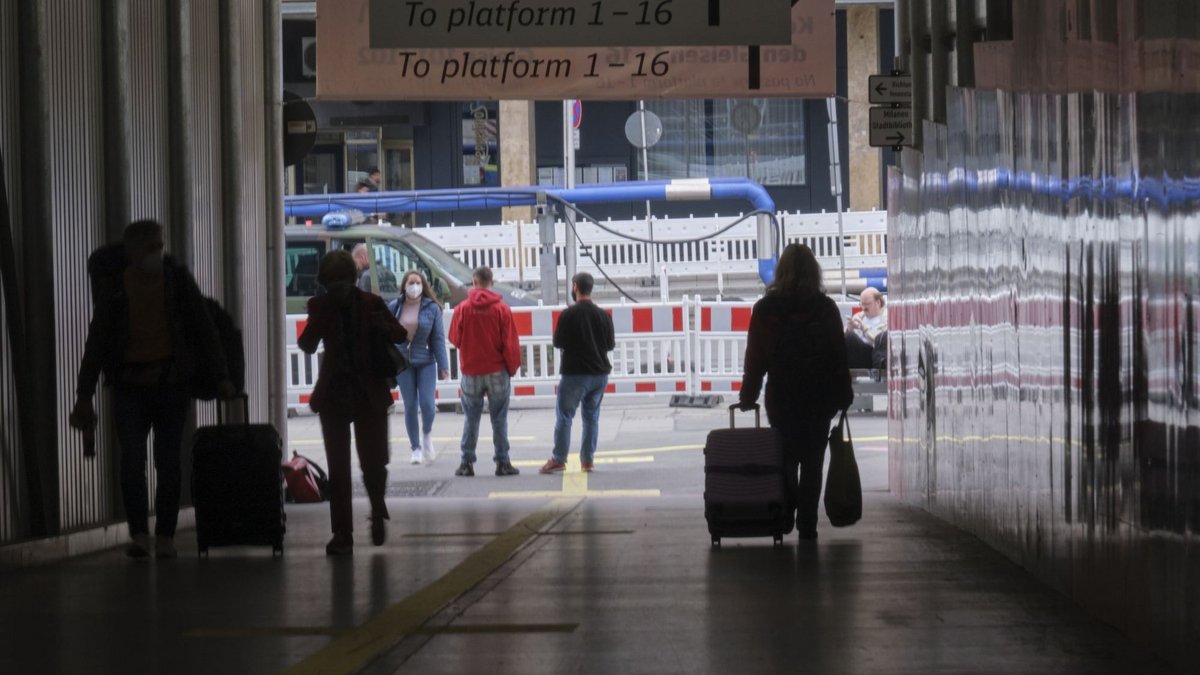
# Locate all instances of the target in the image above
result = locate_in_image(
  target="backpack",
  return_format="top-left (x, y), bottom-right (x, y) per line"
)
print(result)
top-left (192, 297), bottom-right (246, 400)
top-left (281, 451), bottom-right (330, 503)
top-left (766, 296), bottom-right (840, 420)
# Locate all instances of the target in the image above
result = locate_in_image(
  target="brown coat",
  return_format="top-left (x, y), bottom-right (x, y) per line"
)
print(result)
top-left (299, 289), bottom-right (406, 417)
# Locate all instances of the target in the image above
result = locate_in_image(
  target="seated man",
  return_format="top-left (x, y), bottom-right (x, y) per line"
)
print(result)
top-left (845, 287), bottom-right (888, 371)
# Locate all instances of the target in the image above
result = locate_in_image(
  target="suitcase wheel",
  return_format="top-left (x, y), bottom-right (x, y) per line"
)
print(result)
top-left (773, 535), bottom-right (783, 547)
top-left (711, 537), bottom-right (721, 548)
top-left (273, 544), bottom-right (284, 558)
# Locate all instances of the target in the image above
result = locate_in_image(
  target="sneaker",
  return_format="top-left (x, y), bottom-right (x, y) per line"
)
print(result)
top-left (370, 515), bottom-right (387, 546)
top-left (454, 461), bottom-right (475, 477)
top-left (495, 461), bottom-right (520, 476)
top-left (410, 448), bottom-right (423, 465)
top-left (126, 533), bottom-right (151, 559)
top-left (581, 462), bottom-right (594, 473)
top-left (422, 435), bottom-right (438, 464)
top-left (325, 535), bottom-right (354, 556)
top-left (155, 536), bottom-right (177, 559)
top-left (539, 459), bottom-right (566, 474)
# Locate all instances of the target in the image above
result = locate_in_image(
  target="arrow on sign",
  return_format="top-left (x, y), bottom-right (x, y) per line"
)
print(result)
top-left (887, 132), bottom-right (906, 145)
top-left (874, 82), bottom-right (888, 97)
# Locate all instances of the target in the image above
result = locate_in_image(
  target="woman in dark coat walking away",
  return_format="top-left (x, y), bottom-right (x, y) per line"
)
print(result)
top-left (299, 250), bottom-right (407, 555)
top-left (738, 244), bottom-right (854, 541)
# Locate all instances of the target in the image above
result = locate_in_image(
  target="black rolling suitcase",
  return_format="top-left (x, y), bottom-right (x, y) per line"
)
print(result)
top-left (704, 404), bottom-right (794, 547)
top-left (192, 396), bottom-right (286, 557)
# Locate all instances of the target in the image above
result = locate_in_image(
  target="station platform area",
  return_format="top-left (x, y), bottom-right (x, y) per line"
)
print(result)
top-left (0, 403), bottom-right (1181, 674)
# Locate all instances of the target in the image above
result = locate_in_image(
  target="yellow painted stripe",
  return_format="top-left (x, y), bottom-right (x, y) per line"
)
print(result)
top-left (509, 456), bottom-right (654, 469)
top-left (290, 435), bottom-right (537, 447)
top-left (595, 444), bottom-right (704, 457)
top-left (490, 489), bottom-right (660, 499)
top-left (284, 497), bottom-right (580, 675)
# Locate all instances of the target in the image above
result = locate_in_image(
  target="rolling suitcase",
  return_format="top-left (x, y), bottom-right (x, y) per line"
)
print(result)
top-left (704, 404), bottom-right (794, 547)
top-left (192, 396), bottom-right (286, 557)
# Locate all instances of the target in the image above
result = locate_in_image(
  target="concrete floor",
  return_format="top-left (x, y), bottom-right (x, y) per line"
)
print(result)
top-left (0, 403), bottom-right (1180, 674)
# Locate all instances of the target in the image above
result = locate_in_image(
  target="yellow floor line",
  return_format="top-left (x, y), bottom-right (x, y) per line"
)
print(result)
top-left (595, 444), bottom-right (704, 457)
top-left (510, 456), bottom-right (654, 468)
top-left (490, 489), bottom-right (661, 499)
top-left (290, 436), bottom-right (537, 447)
top-left (284, 497), bottom-right (581, 675)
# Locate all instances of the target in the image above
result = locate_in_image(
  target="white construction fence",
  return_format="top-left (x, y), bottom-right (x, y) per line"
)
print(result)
top-left (410, 211), bottom-right (888, 287)
top-left (284, 298), bottom-right (762, 415)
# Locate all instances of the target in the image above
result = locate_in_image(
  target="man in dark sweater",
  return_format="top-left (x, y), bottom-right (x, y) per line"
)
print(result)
top-left (540, 273), bottom-right (615, 474)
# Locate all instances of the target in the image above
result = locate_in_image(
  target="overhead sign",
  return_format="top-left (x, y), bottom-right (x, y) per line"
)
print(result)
top-left (369, 0), bottom-right (793, 48)
top-left (316, 0), bottom-right (835, 100)
top-left (869, 106), bottom-right (913, 148)
top-left (868, 74), bottom-right (912, 105)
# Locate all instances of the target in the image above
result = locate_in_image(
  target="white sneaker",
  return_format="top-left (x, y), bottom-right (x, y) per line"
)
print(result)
top-left (155, 535), bottom-right (177, 559)
top-left (422, 435), bottom-right (437, 465)
top-left (410, 448), bottom-right (423, 465)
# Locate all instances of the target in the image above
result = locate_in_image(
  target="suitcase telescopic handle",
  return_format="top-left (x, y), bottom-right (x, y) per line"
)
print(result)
top-left (728, 403), bottom-right (761, 429)
top-left (217, 393), bottom-right (252, 428)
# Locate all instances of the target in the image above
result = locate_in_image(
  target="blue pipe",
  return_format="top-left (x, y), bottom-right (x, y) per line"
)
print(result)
top-left (284, 179), bottom-right (780, 284)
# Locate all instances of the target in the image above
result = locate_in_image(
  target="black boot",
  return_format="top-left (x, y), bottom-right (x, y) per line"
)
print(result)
top-left (495, 461), bottom-right (520, 476)
top-left (455, 461), bottom-right (475, 477)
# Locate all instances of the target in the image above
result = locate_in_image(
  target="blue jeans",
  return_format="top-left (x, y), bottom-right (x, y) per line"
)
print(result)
top-left (397, 362), bottom-right (437, 450)
top-left (459, 371), bottom-right (512, 464)
top-left (113, 383), bottom-right (190, 537)
top-left (551, 374), bottom-right (608, 464)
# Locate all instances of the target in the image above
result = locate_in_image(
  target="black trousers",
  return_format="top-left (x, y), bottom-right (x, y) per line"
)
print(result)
top-left (776, 417), bottom-right (832, 533)
top-left (113, 383), bottom-right (190, 537)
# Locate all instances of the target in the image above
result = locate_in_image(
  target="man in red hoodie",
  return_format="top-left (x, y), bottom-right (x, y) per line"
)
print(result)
top-left (448, 266), bottom-right (522, 476)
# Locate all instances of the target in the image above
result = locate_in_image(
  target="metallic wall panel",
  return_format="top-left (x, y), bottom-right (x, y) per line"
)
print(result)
top-left (44, 0), bottom-right (116, 532)
top-left (234, 0), bottom-right (270, 423)
top-left (889, 88), bottom-right (1200, 670)
top-left (129, 0), bottom-right (170, 223)
top-left (188, 0), bottom-right (224, 431)
top-left (0, 0), bottom-right (276, 544)
top-left (0, 0), bottom-right (25, 543)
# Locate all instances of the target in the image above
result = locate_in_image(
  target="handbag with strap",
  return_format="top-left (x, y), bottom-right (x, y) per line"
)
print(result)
top-left (823, 410), bottom-right (863, 527)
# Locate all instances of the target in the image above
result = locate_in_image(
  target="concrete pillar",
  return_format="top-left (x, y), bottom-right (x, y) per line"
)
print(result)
top-left (847, 6), bottom-right (882, 211)
top-left (499, 100), bottom-right (536, 223)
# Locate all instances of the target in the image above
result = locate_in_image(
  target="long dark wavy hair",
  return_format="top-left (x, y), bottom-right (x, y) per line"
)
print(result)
top-left (766, 243), bottom-right (823, 297)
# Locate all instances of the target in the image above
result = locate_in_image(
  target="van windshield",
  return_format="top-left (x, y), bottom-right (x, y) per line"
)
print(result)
top-left (401, 230), bottom-right (476, 286)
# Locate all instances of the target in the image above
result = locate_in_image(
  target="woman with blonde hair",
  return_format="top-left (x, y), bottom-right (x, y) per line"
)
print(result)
top-left (738, 244), bottom-right (853, 541)
top-left (389, 270), bottom-right (450, 465)
top-left (298, 249), bottom-right (407, 554)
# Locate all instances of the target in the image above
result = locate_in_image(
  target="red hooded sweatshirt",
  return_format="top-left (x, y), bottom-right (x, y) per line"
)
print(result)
top-left (448, 288), bottom-right (521, 377)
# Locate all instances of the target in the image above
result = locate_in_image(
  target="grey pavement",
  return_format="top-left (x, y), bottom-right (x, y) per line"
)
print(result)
top-left (285, 399), bottom-right (891, 500)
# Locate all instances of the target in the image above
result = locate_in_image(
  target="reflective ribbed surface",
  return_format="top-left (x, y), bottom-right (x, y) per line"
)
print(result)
top-left (888, 88), bottom-right (1200, 669)
top-left (46, 0), bottom-right (115, 532)
top-left (0, 0), bottom-right (278, 544)
top-left (0, 0), bottom-right (24, 542)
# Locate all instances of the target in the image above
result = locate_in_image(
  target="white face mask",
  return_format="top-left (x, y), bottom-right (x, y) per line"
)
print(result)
top-left (405, 283), bottom-right (423, 300)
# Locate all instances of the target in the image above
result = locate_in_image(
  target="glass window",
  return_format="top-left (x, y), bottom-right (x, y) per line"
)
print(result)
top-left (645, 99), bottom-right (807, 186)
top-left (345, 128), bottom-right (381, 193)
top-left (463, 102), bottom-right (500, 186)
top-left (285, 240), bottom-right (326, 313)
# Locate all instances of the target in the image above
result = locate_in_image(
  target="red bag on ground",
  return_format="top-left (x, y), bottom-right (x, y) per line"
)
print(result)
top-left (281, 451), bottom-right (329, 503)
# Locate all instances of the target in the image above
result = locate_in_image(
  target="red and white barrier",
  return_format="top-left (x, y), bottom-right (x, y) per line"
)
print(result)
top-left (285, 299), bottom-right (768, 414)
